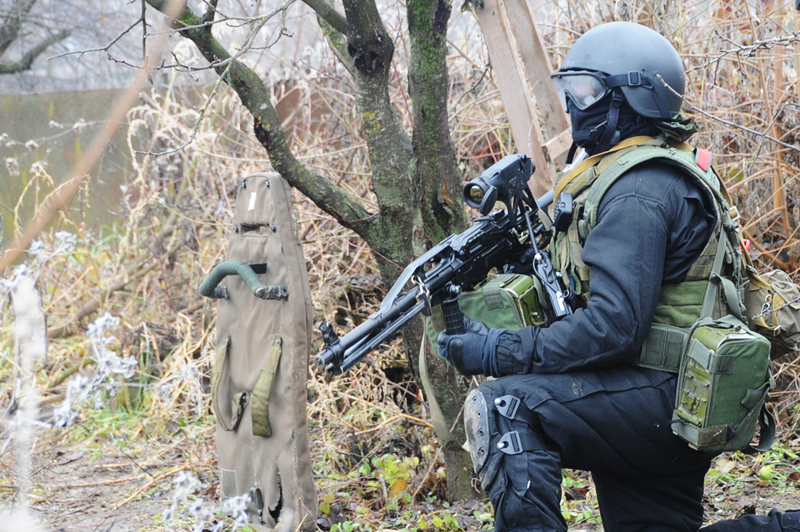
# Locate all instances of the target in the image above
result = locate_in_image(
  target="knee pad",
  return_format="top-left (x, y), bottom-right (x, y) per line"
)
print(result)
top-left (464, 389), bottom-right (491, 474)
top-left (465, 383), bottom-right (552, 491)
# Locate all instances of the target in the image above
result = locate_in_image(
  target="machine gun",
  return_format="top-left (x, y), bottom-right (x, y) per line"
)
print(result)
top-left (314, 154), bottom-right (577, 375)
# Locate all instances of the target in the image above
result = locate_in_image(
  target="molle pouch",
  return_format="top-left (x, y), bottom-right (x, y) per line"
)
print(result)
top-left (206, 173), bottom-right (316, 531)
top-left (744, 268), bottom-right (800, 359)
top-left (426, 273), bottom-right (548, 347)
top-left (672, 315), bottom-right (773, 454)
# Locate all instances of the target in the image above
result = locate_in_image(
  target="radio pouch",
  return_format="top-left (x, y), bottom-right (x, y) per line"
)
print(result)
top-left (204, 173), bottom-right (316, 531)
top-left (672, 221), bottom-right (774, 454)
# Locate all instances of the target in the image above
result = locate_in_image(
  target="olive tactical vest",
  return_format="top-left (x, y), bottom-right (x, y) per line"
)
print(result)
top-left (552, 136), bottom-right (744, 372)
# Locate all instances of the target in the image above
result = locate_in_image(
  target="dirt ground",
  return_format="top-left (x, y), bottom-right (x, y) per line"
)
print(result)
top-left (2, 424), bottom-right (797, 532)
top-left (4, 427), bottom-right (218, 532)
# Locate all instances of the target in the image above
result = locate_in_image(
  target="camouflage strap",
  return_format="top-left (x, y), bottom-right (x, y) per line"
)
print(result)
top-left (250, 334), bottom-right (283, 437)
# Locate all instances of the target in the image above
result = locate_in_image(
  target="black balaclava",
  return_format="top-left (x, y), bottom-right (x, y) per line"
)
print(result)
top-left (567, 91), bottom-right (660, 157)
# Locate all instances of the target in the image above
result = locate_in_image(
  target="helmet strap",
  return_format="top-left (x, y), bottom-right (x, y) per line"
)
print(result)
top-left (565, 143), bottom-right (578, 164)
top-left (605, 70), bottom-right (673, 119)
top-left (594, 90), bottom-right (625, 153)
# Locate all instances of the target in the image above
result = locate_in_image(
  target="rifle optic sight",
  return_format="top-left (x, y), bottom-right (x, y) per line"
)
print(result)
top-left (463, 154), bottom-right (535, 216)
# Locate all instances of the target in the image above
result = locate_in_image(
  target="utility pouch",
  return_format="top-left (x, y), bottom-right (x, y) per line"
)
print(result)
top-left (426, 273), bottom-right (547, 347)
top-left (670, 209), bottom-right (774, 454)
top-left (744, 267), bottom-right (800, 359)
top-left (672, 315), bottom-right (773, 453)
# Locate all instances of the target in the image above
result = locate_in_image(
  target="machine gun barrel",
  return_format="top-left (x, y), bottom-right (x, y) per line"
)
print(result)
top-left (315, 154), bottom-right (575, 375)
top-left (313, 288), bottom-right (424, 373)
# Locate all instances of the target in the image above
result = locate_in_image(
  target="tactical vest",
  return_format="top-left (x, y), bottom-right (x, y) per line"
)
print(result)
top-left (551, 136), bottom-right (744, 372)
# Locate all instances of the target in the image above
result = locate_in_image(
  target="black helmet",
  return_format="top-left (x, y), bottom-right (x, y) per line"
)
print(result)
top-left (553, 22), bottom-right (685, 120)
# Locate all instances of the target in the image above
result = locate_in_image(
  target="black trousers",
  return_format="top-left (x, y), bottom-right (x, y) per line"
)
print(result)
top-left (702, 510), bottom-right (800, 531)
top-left (477, 367), bottom-right (799, 532)
top-left (477, 366), bottom-right (713, 532)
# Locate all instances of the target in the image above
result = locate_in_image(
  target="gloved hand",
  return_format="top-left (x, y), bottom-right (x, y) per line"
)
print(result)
top-left (438, 318), bottom-right (532, 377)
top-left (437, 317), bottom-right (491, 375)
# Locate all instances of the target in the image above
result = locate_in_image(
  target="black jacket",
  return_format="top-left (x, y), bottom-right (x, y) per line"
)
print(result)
top-left (495, 161), bottom-right (717, 375)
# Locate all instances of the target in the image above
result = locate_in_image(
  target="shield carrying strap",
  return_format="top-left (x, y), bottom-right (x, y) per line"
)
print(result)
top-left (250, 334), bottom-right (283, 437)
top-left (210, 334), bottom-right (284, 436)
top-left (211, 335), bottom-right (247, 432)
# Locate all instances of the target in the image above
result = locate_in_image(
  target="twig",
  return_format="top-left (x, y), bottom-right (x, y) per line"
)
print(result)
top-left (50, 17), bottom-right (144, 60)
top-left (98, 461), bottom-right (168, 469)
top-left (0, 0), bottom-right (188, 277)
top-left (658, 74), bottom-right (800, 154)
top-left (140, 0), bottom-right (297, 157)
top-left (686, 31), bottom-right (800, 74)
top-left (68, 476), bottom-right (142, 489)
top-left (112, 464), bottom-right (189, 510)
top-left (353, 413), bottom-right (434, 436)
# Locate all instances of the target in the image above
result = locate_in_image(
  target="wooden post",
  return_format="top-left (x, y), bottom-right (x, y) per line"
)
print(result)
top-left (473, 0), bottom-right (571, 198)
top-left (502, 1), bottom-right (570, 141)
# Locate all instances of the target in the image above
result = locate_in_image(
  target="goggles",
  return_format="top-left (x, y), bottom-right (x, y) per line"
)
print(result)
top-left (551, 70), bottom-right (611, 111)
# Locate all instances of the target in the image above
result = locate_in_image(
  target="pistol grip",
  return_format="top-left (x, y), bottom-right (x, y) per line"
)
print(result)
top-left (442, 299), bottom-right (467, 335)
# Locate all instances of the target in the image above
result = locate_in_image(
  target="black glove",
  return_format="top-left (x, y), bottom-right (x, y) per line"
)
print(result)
top-left (437, 317), bottom-right (492, 375)
top-left (438, 318), bottom-right (532, 377)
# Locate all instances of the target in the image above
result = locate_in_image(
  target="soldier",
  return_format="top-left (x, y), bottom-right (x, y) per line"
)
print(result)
top-left (437, 21), bottom-right (799, 532)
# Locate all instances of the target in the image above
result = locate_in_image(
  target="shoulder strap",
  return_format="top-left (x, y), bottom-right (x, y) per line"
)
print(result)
top-left (554, 135), bottom-right (659, 200)
top-left (699, 217), bottom-right (746, 322)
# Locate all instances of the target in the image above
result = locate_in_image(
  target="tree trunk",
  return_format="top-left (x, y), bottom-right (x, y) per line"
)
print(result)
top-left (145, 0), bottom-right (478, 501)
top-left (406, 0), bottom-right (477, 500)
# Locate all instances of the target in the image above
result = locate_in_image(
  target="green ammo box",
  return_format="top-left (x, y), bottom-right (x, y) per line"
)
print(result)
top-left (672, 317), bottom-right (772, 453)
top-left (426, 273), bottom-right (547, 348)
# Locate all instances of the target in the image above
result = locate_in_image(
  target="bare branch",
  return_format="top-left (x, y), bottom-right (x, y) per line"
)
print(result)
top-left (302, 0), bottom-right (347, 35)
top-left (0, 0), bottom-right (37, 55)
top-left (0, 28), bottom-right (69, 74)
top-left (658, 74), bottom-right (800, 154)
top-left (686, 30), bottom-right (800, 75)
top-left (50, 17), bottom-right (143, 60)
top-left (685, 97), bottom-right (800, 154)
top-left (143, 0), bottom-right (375, 237)
top-left (143, 0), bottom-right (294, 157)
